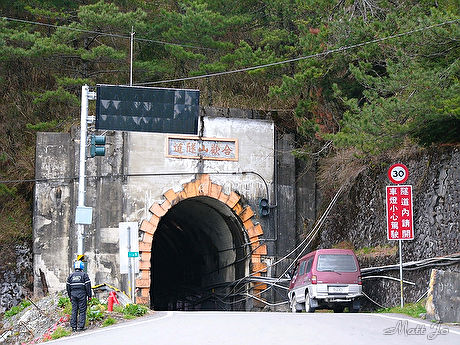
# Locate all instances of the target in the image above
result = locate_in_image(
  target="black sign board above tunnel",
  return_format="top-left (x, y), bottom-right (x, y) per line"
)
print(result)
top-left (95, 84), bottom-right (200, 134)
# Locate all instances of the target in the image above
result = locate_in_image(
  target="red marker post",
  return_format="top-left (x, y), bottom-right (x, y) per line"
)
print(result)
top-left (386, 163), bottom-right (413, 308)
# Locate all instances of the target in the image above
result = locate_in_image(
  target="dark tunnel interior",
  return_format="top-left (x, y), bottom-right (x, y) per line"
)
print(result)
top-left (150, 196), bottom-right (249, 311)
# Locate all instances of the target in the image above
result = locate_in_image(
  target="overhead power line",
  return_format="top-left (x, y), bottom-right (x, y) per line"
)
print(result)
top-left (136, 19), bottom-right (460, 86)
top-left (1, 16), bottom-right (215, 51)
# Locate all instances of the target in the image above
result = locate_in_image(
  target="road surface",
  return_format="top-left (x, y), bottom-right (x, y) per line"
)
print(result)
top-left (48, 311), bottom-right (460, 345)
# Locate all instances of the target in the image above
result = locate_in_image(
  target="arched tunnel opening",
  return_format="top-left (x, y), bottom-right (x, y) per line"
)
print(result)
top-left (150, 196), bottom-right (249, 311)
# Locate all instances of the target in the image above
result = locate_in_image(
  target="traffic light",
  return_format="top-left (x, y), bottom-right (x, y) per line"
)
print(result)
top-left (90, 135), bottom-right (106, 157)
top-left (259, 198), bottom-right (270, 217)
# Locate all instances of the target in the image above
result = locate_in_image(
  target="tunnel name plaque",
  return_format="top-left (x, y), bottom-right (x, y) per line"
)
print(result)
top-left (166, 135), bottom-right (238, 161)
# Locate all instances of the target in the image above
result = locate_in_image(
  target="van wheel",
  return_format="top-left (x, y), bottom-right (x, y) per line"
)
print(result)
top-left (304, 293), bottom-right (315, 313)
top-left (290, 295), bottom-right (302, 313)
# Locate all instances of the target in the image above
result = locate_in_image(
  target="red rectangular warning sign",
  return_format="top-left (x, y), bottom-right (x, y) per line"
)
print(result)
top-left (386, 185), bottom-right (414, 240)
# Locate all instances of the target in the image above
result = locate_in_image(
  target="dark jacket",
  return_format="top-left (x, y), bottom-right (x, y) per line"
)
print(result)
top-left (66, 270), bottom-right (92, 299)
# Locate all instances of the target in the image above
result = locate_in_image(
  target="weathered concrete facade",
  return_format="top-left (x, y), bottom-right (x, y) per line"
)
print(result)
top-left (33, 107), bottom-right (316, 310)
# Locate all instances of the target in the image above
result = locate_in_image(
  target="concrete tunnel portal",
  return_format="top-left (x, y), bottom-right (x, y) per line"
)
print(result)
top-left (150, 196), bottom-right (249, 311)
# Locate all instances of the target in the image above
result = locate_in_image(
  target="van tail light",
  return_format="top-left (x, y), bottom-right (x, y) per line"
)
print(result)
top-left (312, 275), bottom-right (317, 284)
top-left (358, 276), bottom-right (362, 285)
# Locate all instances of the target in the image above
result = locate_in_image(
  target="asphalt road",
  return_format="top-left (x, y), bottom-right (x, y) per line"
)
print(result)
top-left (48, 311), bottom-right (460, 345)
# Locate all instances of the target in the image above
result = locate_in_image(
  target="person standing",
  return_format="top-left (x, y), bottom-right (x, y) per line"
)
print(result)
top-left (66, 260), bottom-right (92, 331)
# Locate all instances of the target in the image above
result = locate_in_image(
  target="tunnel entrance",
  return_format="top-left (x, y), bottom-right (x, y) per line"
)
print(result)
top-left (137, 175), bottom-right (268, 310)
top-left (151, 196), bottom-right (249, 311)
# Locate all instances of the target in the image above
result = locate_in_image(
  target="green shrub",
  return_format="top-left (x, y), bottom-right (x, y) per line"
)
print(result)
top-left (88, 298), bottom-right (102, 307)
top-left (26, 120), bottom-right (59, 132)
top-left (58, 297), bottom-right (72, 316)
top-left (58, 297), bottom-right (70, 308)
top-left (87, 299), bottom-right (106, 322)
top-left (87, 305), bottom-right (104, 321)
top-left (123, 304), bottom-right (148, 317)
top-left (4, 300), bottom-right (31, 318)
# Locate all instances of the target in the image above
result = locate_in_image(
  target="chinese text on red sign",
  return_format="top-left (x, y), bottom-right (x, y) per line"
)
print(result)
top-left (386, 185), bottom-right (414, 240)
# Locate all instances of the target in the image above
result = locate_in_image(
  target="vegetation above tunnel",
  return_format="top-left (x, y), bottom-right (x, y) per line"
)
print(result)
top-left (0, 0), bottom-right (459, 244)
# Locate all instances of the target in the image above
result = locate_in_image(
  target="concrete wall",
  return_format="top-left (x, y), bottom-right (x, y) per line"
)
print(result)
top-left (123, 116), bottom-right (275, 223)
top-left (426, 269), bottom-right (460, 323)
top-left (34, 133), bottom-right (74, 295)
top-left (33, 107), bottom-right (296, 299)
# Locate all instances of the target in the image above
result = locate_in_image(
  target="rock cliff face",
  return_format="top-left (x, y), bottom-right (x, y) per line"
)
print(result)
top-left (319, 147), bottom-right (460, 309)
top-left (0, 244), bottom-right (33, 313)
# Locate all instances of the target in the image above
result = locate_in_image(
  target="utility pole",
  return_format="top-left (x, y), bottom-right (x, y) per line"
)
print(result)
top-left (76, 85), bottom-right (96, 262)
top-left (130, 26), bottom-right (134, 86)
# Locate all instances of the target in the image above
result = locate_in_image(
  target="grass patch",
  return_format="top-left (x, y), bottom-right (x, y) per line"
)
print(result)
top-left (113, 304), bottom-right (124, 313)
top-left (355, 245), bottom-right (397, 258)
top-left (50, 326), bottom-right (71, 340)
top-left (102, 317), bottom-right (116, 327)
top-left (377, 301), bottom-right (426, 318)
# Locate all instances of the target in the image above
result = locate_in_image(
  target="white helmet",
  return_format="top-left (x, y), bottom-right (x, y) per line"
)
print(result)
top-left (74, 260), bottom-right (84, 270)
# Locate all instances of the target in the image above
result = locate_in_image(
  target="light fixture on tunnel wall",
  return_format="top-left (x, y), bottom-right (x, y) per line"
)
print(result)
top-left (259, 198), bottom-right (270, 217)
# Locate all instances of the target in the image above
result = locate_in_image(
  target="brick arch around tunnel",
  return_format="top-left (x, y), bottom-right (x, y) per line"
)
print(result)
top-left (135, 174), bottom-right (268, 307)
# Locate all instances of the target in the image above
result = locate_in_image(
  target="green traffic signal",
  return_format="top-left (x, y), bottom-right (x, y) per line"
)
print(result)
top-left (90, 135), bottom-right (106, 157)
top-left (259, 198), bottom-right (270, 216)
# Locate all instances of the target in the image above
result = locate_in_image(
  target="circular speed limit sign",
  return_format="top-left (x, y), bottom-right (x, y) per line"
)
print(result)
top-left (388, 163), bottom-right (409, 184)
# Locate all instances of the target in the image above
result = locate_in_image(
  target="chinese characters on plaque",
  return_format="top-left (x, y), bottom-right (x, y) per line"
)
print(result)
top-left (386, 185), bottom-right (414, 240)
top-left (166, 136), bottom-right (238, 161)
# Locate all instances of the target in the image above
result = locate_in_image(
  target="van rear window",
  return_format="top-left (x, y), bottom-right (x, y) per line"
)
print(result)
top-left (316, 254), bottom-right (357, 272)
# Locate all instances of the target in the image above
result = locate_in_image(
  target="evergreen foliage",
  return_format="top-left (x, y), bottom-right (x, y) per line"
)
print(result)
top-left (0, 0), bottom-right (458, 244)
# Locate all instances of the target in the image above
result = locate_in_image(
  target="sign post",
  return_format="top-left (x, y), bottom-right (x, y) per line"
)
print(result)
top-left (119, 222), bottom-right (139, 303)
top-left (386, 163), bottom-right (413, 308)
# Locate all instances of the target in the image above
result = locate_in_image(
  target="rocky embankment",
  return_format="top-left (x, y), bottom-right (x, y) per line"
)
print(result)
top-left (319, 147), bottom-right (460, 309)
top-left (0, 244), bottom-right (33, 314)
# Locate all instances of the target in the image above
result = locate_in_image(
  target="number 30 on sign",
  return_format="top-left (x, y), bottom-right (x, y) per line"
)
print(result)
top-left (388, 163), bottom-right (409, 184)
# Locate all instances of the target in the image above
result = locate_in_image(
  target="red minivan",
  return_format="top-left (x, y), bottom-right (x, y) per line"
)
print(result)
top-left (287, 249), bottom-right (362, 313)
